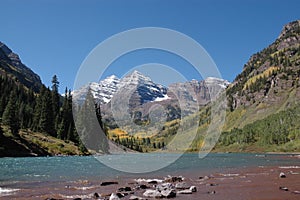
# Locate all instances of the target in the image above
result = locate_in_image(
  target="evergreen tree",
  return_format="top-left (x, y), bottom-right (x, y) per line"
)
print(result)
top-left (0, 125), bottom-right (4, 138)
top-left (57, 88), bottom-right (69, 140)
top-left (32, 86), bottom-right (47, 131)
top-left (76, 88), bottom-right (109, 153)
top-left (2, 91), bottom-right (20, 136)
top-left (51, 75), bottom-right (60, 129)
top-left (39, 88), bottom-right (55, 136)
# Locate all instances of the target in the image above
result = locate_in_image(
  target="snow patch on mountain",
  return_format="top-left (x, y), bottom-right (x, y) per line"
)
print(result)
top-left (154, 94), bottom-right (170, 102)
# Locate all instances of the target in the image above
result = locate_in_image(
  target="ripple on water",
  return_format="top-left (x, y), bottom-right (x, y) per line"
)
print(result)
top-left (0, 187), bottom-right (20, 197)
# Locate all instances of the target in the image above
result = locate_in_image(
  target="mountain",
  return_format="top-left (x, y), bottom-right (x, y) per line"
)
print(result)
top-left (0, 41), bottom-right (42, 92)
top-left (73, 70), bottom-right (230, 124)
top-left (225, 20), bottom-right (300, 129)
top-left (73, 70), bottom-right (168, 106)
top-left (168, 77), bottom-right (230, 107)
top-left (184, 20), bottom-right (300, 152)
top-left (105, 20), bottom-right (300, 153)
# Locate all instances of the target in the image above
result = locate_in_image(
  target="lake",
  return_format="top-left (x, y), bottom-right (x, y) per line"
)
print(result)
top-left (0, 153), bottom-right (299, 199)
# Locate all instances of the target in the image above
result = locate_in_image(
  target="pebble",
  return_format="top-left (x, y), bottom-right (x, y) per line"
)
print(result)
top-left (177, 189), bottom-right (193, 194)
top-left (101, 181), bottom-right (119, 186)
top-left (279, 186), bottom-right (289, 191)
top-left (279, 172), bottom-right (286, 178)
top-left (161, 189), bottom-right (176, 198)
top-left (190, 186), bottom-right (197, 192)
top-left (109, 193), bottom-right (121, 200)
top-left (129, 195), bottom-right (146, 200)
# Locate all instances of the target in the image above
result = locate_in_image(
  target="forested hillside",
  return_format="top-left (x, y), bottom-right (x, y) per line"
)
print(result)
top-left (0, 41), bottom-right (89, 156)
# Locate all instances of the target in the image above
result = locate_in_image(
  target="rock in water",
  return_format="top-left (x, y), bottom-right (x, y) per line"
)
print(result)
top-left (143, 189), bottom-right (162, 198)
top-left (175, 182), bottom-right (190, 189)
top-left (177, 189), bottom-right (193, 194)
top-left (109, 193), bottom-right (121, 200)
top-left (129, 195), bottom-right (146, 200)
top-left (161, 189), bottom-right (176, 198)
top-left (138, 184), bottom-right (149, 189)
top-left (279, 187), bottom-right (289, 191)
top-left (101, 181), bottom-right (119, 186)
top-left (279, 172), bottom-right (286, 178)
top-left (156, 183), bottom-right (174, 191)
top-left (118, 186), bottom-right (132, 192)
top-left (190, 186), bottom-right (197, 192)
top-left (93, 193), bottom-right (100, 198)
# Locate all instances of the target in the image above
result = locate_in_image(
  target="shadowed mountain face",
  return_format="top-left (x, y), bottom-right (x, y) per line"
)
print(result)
top-left (0, 41), bottom-right (42, 92)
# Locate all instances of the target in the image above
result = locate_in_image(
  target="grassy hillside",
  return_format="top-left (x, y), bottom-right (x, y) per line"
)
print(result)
top-left (0, 125), bottom-right (87, 157)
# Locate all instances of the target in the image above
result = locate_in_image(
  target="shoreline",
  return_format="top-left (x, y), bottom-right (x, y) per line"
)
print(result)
top-left (1, 151), bottom-right (299, 159)
top-left (1, 164), bottom-right (299, 200)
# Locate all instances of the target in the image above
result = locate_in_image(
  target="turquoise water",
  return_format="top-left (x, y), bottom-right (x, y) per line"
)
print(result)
top-left (0, 153), bottom-right (299, 183)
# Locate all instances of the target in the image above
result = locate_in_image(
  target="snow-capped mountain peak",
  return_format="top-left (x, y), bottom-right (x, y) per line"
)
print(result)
top-left (72, 71), bottom-right (230, 106)
top-left (73, 70), bottom-right (167, 105)
top-left (204, 77), bottom-right (230, 89)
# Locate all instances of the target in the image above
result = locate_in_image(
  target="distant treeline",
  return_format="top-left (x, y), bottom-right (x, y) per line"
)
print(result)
top-left (219, 105), bottom-right (300, 147)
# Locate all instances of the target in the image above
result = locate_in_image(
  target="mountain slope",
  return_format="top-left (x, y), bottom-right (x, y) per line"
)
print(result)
top-left (135, 20), bottom-right (300, 153)
top-left (225, 20), bottom-right (300, 130)
top-left (0, 41), bottom-right (42, 92)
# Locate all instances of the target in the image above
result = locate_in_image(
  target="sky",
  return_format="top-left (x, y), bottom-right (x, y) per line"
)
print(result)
top-left (0, 0), bottom-right (299, 92)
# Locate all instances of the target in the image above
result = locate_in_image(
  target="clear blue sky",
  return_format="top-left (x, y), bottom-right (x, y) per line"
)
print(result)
top-left (0, 0), bottom-right (299, 92)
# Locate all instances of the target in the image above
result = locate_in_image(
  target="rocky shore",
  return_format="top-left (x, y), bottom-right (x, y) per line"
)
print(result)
top-left (1, 164), bottom-right (299, 200)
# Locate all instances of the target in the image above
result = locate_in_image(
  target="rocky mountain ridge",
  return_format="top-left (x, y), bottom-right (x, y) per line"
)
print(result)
top-left (0, 41), bottom-right (42, 92)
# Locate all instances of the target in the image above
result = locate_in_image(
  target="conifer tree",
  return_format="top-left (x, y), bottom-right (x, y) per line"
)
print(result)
top-left (51, 75), bottom-right (60, 129)
top-left (0, 125), bottom-right (3, 138)
top-left (76, 88), bottom-right (109, 153)
top-left (39, 88), bottom-right (55, 136)
top-left (2, 91), bottom-right (20, 136)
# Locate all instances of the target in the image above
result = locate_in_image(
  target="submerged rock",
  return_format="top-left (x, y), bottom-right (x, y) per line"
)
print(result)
top-left (101, 181), bottom-right (119, 186)
top-left (207, 191), bottom-right (216, 194)
top-left (118, 186), bottom-right (132, 192)
top-left (279, 186), bottom-right (289, 191)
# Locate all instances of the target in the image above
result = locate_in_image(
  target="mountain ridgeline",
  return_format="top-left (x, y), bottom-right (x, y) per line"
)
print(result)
top-left (0, 42), bottom-right (42, 92)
